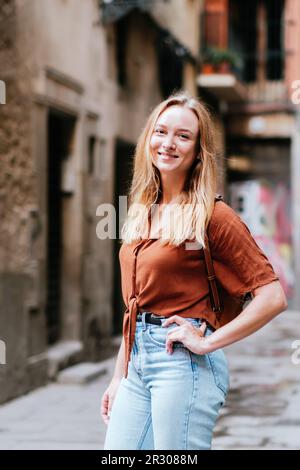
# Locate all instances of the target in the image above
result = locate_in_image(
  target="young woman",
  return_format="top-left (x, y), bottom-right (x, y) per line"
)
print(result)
top-left (101, 91), bottom-right (287, 450)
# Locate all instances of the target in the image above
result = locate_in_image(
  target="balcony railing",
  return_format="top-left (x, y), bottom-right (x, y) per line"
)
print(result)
top-left (246, 80), bottom-right (288, 104)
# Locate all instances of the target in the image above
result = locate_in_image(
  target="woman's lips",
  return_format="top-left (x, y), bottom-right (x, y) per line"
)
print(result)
top-left (158, 152), bottom-right (178, 159)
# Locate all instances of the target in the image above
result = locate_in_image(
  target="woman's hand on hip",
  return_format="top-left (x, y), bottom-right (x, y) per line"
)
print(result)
top-left (162, 315), bottom-right (210, 355)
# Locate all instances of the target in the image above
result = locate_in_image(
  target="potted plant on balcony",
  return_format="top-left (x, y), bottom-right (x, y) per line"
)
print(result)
top-left (201, 47), bottom-right (242, 74)
top-left (201, 47), bottom-right (219, 74)
top-left (214, 48), bottom-right (242, 73)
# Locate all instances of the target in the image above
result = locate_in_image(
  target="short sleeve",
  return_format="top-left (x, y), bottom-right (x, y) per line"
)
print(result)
top-left (207, 201), bottom-right (279, 297)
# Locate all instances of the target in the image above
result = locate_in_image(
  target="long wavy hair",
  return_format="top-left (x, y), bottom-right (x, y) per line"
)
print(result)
top-left (120, 90), bottom-right (218, 248)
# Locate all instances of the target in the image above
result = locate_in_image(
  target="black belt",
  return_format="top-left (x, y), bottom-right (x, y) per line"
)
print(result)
top-left (136, 311), bottom-right (214, 330)
top-left (136, 312), bottom-right (168, 325)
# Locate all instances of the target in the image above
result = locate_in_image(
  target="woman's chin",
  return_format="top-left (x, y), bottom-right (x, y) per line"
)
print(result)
top-left (155, 161), bottom-right (180, 172)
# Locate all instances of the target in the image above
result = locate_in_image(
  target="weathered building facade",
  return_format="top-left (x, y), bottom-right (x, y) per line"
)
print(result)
top-left (1, 0), bottom-right (220, 403)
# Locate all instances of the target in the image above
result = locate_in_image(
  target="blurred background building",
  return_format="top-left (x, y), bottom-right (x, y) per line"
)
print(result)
top-left (0, 0), bottom-right (299, 404)
top-left (199, 0), bottom-right (300, 306)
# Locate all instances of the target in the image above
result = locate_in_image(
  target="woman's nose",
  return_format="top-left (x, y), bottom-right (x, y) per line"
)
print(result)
top-left (162, 137), bottom-right (176, 150)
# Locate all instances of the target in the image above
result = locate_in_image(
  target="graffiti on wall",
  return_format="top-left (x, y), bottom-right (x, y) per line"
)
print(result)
top-left (229, 179), bottom-right (294, 298)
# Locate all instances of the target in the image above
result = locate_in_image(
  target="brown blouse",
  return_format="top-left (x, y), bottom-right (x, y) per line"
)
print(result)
top-left (119, 200), bottom-right (279, 378)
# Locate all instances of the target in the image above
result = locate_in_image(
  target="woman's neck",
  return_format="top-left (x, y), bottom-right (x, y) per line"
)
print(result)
top-left (159, 174), bottom-right (185, 205)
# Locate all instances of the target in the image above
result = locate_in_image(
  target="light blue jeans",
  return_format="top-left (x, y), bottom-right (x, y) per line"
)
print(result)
top-left (104, 313), bottom-right (229, 450)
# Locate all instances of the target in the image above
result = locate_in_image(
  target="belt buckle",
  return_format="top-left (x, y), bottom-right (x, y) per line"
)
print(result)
top-left (137, 311), bottom-right (151, 320)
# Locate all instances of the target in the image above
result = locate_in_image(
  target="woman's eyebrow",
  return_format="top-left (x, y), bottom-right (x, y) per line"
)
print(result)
top-left (155, 124), bottom-right (194, 135)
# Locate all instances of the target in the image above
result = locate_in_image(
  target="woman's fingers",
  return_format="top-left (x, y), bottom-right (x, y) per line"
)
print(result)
top-left (165, 321), bottom-right (207, 354)
top-left (165, 328), bottom-right (181, 353)
top-left (162, 315), bottom-right (187, 328)
top-left (198, 321), bottom-right (207, 336)
top-left (101, 393), bottom-right (110, 424)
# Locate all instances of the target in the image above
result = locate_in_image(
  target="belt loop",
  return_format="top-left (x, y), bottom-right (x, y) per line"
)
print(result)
top-left (141, 312), bottom-right (147, 331)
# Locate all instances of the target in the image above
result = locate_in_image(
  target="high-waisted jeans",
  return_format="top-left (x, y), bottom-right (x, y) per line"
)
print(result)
top-left (103, 313), bottom-right (230, 450)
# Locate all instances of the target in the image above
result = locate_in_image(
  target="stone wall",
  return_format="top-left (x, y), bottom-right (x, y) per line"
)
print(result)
top-left (0, 0), bottom-right (47, 404)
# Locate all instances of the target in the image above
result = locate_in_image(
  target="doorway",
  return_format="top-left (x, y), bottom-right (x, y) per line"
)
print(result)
top-left (46, 110), bottom-right (76, 344)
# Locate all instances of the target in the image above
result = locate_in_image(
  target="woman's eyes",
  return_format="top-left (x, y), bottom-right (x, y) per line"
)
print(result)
top-left (154, 129), bottom-right (189, 139)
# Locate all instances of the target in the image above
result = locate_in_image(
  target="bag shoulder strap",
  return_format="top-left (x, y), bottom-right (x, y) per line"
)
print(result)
top-left (203, 195), bottom-right (223, 313)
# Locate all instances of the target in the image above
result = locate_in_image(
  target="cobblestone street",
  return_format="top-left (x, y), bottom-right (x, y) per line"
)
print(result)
top-left (0, 311), bottom-right (299, 450)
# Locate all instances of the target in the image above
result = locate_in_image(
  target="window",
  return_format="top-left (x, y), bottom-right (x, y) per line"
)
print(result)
top-left (88, 136), bottom-right (96, 175)
top-left (266, 0), bottom-right (284, 80)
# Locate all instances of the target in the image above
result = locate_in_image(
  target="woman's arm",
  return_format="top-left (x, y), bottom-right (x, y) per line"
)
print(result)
top-left (101, 337), bottom-right (125, 424)
top-left (163, 280), bottom-right (288, 355)
top-left (111, 336), bottom-right (126, 380)
top-left (163, 202), bottom-right (288, 355)
top-left (203, 280), bottom-right (288, 353)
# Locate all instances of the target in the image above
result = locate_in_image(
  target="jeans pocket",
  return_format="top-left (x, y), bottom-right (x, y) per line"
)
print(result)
top-left (146, 326), bottom-right (166, 348)
top-left (207, 349), bottom-right (230, 397)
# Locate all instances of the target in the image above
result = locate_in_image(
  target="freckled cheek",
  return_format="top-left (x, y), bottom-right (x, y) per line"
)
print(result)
top-left (150, 136), bottom-right (160, 149)
top-left (182, 143), bottom-right (196, 158)
top-left (150, 139), bottom-right (162, 158)
top-left (177, 145), bottom-right (192, 159)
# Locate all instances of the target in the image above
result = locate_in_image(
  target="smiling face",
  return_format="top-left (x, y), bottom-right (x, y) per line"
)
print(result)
top-left (150, 105), bottom-right (200, 176)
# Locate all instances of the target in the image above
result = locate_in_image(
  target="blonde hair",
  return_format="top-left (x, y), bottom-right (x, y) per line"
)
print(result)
top-left (121, 90), bottom-right (218, 248)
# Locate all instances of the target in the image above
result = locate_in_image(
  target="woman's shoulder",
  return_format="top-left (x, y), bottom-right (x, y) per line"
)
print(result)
top-left (209, 199), bottom-right (240, 229)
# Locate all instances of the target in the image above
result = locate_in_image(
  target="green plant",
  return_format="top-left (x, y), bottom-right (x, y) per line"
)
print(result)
top-left (202, 47), bottom-right (220, 64)
top-left (215, 49), bottom-right (242, 68)
top-left (202, 47), bottom-right (242, 69)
